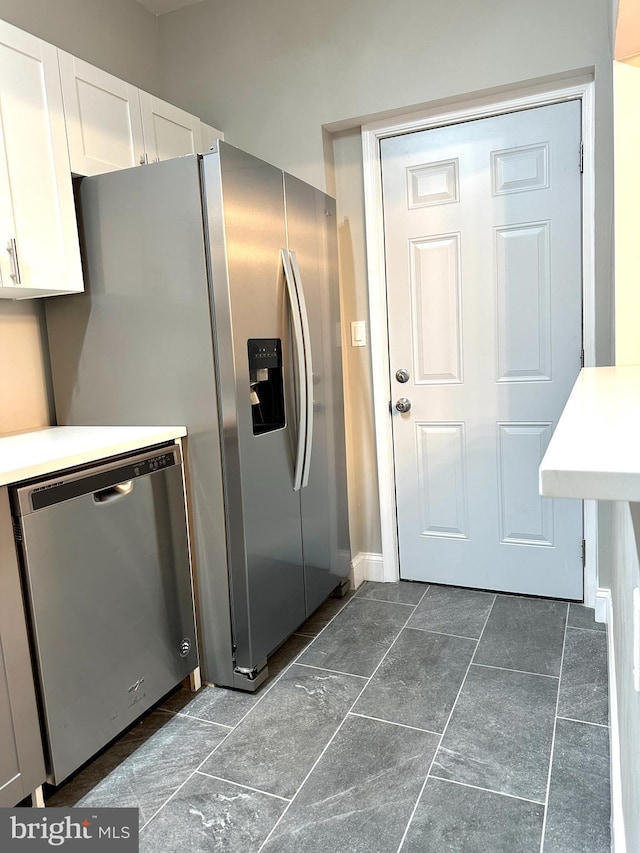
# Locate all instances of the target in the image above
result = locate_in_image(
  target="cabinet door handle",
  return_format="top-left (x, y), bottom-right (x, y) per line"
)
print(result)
top-left (7, 238), bottom-right (21, 284)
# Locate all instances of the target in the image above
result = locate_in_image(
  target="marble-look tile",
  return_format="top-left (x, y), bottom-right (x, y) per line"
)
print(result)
top-left (140, 772), bottom-right (287, 853)
top-left (199, 664), bottom-right (363, 799)
top-left (296, 592), bottom-right (355, 636)
top-left (567, 603), bottom-right (606, 632)
top-left (355, 580), bottom-right (427, 605)
top-left (558, 628), bottom-right (608, 725)
top-left (160, 636), bottom-right (311, 728)
top-left (432, 665), bottom-right (557, 801)
top-left (407, 585), bottom-right (495, 639)
top-left (266, 633), bottom-right (313, 681)
top-left (543, 719), bottom-right (611, 853)
top-left (261, 714), bottom-right (439, 853)
top-left (160, 685), bottom-right (258, 729)
top-left (297, 598), bottom-right (410, 677)
top-left (353, 627), bottom-right (476, 732)
top-left (46, 710), bottom-right (229, 825)
top-left (402, 777), bottom-right (544, 853)
top-left (474, 595), bottom-right (567, 676)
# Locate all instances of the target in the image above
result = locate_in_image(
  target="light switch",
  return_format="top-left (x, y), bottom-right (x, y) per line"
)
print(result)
top-left (351, 320), bottom-right (367, 347)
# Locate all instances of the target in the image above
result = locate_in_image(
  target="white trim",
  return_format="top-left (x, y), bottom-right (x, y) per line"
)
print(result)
top-left (362, 125), bottom-right (399, 584)
top-left (350, 551), bottom-right (385, 587)
top-left (598, 587), bottom-right (627, 853)
top-left (595, 586), bottom-right (610, 626)
top-left (584, 499), bottom-right (599, 608)
top-left (362, 76), bottom-right (597, 594)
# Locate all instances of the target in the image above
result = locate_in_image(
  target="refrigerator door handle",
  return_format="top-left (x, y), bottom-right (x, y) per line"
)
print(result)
top-left (288, 250), bottom-right (314, 489)
top-left (281, 248), bottom-right (306, 491)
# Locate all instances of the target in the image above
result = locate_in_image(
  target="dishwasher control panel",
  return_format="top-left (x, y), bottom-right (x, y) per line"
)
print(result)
top-left (12, 445), bottom-right (181, 515)
top-left (132, 452), bottom-right (176, 476)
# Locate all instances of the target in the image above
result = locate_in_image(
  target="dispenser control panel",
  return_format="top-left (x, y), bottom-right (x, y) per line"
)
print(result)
top-left (248, 338), bottom-right (285, 435)
top-left (248, 339), bottom-right (281, 370)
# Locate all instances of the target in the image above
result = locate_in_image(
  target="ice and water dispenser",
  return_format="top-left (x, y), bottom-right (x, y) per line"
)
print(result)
top-left (248, 339), bottom-right (285, 435)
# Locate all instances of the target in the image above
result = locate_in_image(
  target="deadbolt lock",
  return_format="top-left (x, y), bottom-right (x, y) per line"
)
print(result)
top-left (395, 368), bottom-right (410, 383)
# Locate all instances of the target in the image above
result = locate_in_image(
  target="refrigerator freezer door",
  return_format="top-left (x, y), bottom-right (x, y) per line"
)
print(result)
top-left (284, 174), bottom-right (352, 614)
top-left (203, 145), bottom-right (306, 672)
top-left (45, 157), bottom-right (236, 687)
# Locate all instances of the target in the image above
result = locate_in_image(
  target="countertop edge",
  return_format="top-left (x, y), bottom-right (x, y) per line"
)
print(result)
top-left (539, 366), bottom-right (640, 502)
top-left (0, 426), bottom-right (188, 486)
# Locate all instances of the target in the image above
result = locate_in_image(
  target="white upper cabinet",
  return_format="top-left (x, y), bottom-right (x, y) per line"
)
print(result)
top-left (139, 92), bottom-right (202, 163)
top-left (58, 51), bottom-right (146, 175)
top-left (60, 52), bottom-right (221, 175)
top-left (0, 21), bottom-right (83, 298)
top-left (0, 17), bottom-right (223, 297)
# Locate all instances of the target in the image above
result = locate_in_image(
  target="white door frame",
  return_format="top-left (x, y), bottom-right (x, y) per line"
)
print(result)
top-left (362, 78), bottom-right (598, 604)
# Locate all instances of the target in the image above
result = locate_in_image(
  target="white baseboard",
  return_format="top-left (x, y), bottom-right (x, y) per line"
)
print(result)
top-left (350, 552), bottom-right (385, 588)
top-left (597, 587), bottom-right (626, 853)
top-left (595, 587), bottom-right (609, 626)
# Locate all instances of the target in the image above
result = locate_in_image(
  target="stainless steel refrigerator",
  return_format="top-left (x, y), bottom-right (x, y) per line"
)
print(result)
top-left (45, 142), bottom-right (351, 691)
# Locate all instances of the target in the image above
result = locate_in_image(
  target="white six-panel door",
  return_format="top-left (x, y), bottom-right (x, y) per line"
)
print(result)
top-left (381, 101), bottom-right (583, 599)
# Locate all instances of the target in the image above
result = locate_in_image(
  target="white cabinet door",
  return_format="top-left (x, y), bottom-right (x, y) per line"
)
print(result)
top-left (0, 22), bottom-right (82, 298)
top-left (199, 121), bottom-right (224, 153)
top-left (58, 51), bottom-right (145, 176)
top-left (139, 91), bottom-right (202, 162)
top-left (0, 488), bottom-right (46, 807)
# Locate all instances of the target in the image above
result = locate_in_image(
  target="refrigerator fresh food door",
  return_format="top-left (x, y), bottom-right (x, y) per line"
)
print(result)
top-left (202, 145), bottom-right (306, 675)
top-left (284, 174), bottom-right (352, 614)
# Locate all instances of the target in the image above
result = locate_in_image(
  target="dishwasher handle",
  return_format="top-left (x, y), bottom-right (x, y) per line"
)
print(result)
top-left (92, 481), bottom-right (135, 504)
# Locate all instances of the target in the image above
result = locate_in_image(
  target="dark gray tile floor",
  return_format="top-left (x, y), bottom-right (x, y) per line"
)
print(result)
top-left (47, 582), bottom-right (611, 852)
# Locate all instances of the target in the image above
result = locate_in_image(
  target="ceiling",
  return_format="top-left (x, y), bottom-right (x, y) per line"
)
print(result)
top-left (135, 0), bottom-right (204, 16)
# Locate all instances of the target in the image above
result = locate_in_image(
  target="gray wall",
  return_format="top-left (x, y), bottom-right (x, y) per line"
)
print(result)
top-left (159, 0), bottom-right (614, 190)
top-left (332, 128), bottom-right (379, 553)
top-left (0, 0), bottom-right (161, 92)
top-left (158, 0), bottom-right (615, 556)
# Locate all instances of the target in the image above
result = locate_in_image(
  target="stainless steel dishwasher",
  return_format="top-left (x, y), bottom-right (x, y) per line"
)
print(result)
top-left (10, 443), bottom-right (198, 785)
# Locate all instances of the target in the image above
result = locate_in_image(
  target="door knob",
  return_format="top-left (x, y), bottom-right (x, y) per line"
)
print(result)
top-left (395, 368), bottom-right (410, 383)
top-left (395, 398), bottom-right (411, 413)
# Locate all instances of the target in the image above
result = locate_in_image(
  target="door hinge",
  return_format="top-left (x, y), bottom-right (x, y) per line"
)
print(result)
top-left (579, 141), bottom-right (584, 173)
top-left (580, 348), bottom-right (585, 368)
top-left (581, 539), bottom-right (586, 567)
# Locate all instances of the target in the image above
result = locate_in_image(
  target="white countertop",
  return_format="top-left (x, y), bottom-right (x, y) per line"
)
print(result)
top-left (540, 366), bottom-right (640, 501)
top-left (0, 426), bottom-right (187, 486)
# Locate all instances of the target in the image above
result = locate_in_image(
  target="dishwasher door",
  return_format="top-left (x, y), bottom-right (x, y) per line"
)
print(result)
top-left (12, 444), bottom-right (198, 784)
